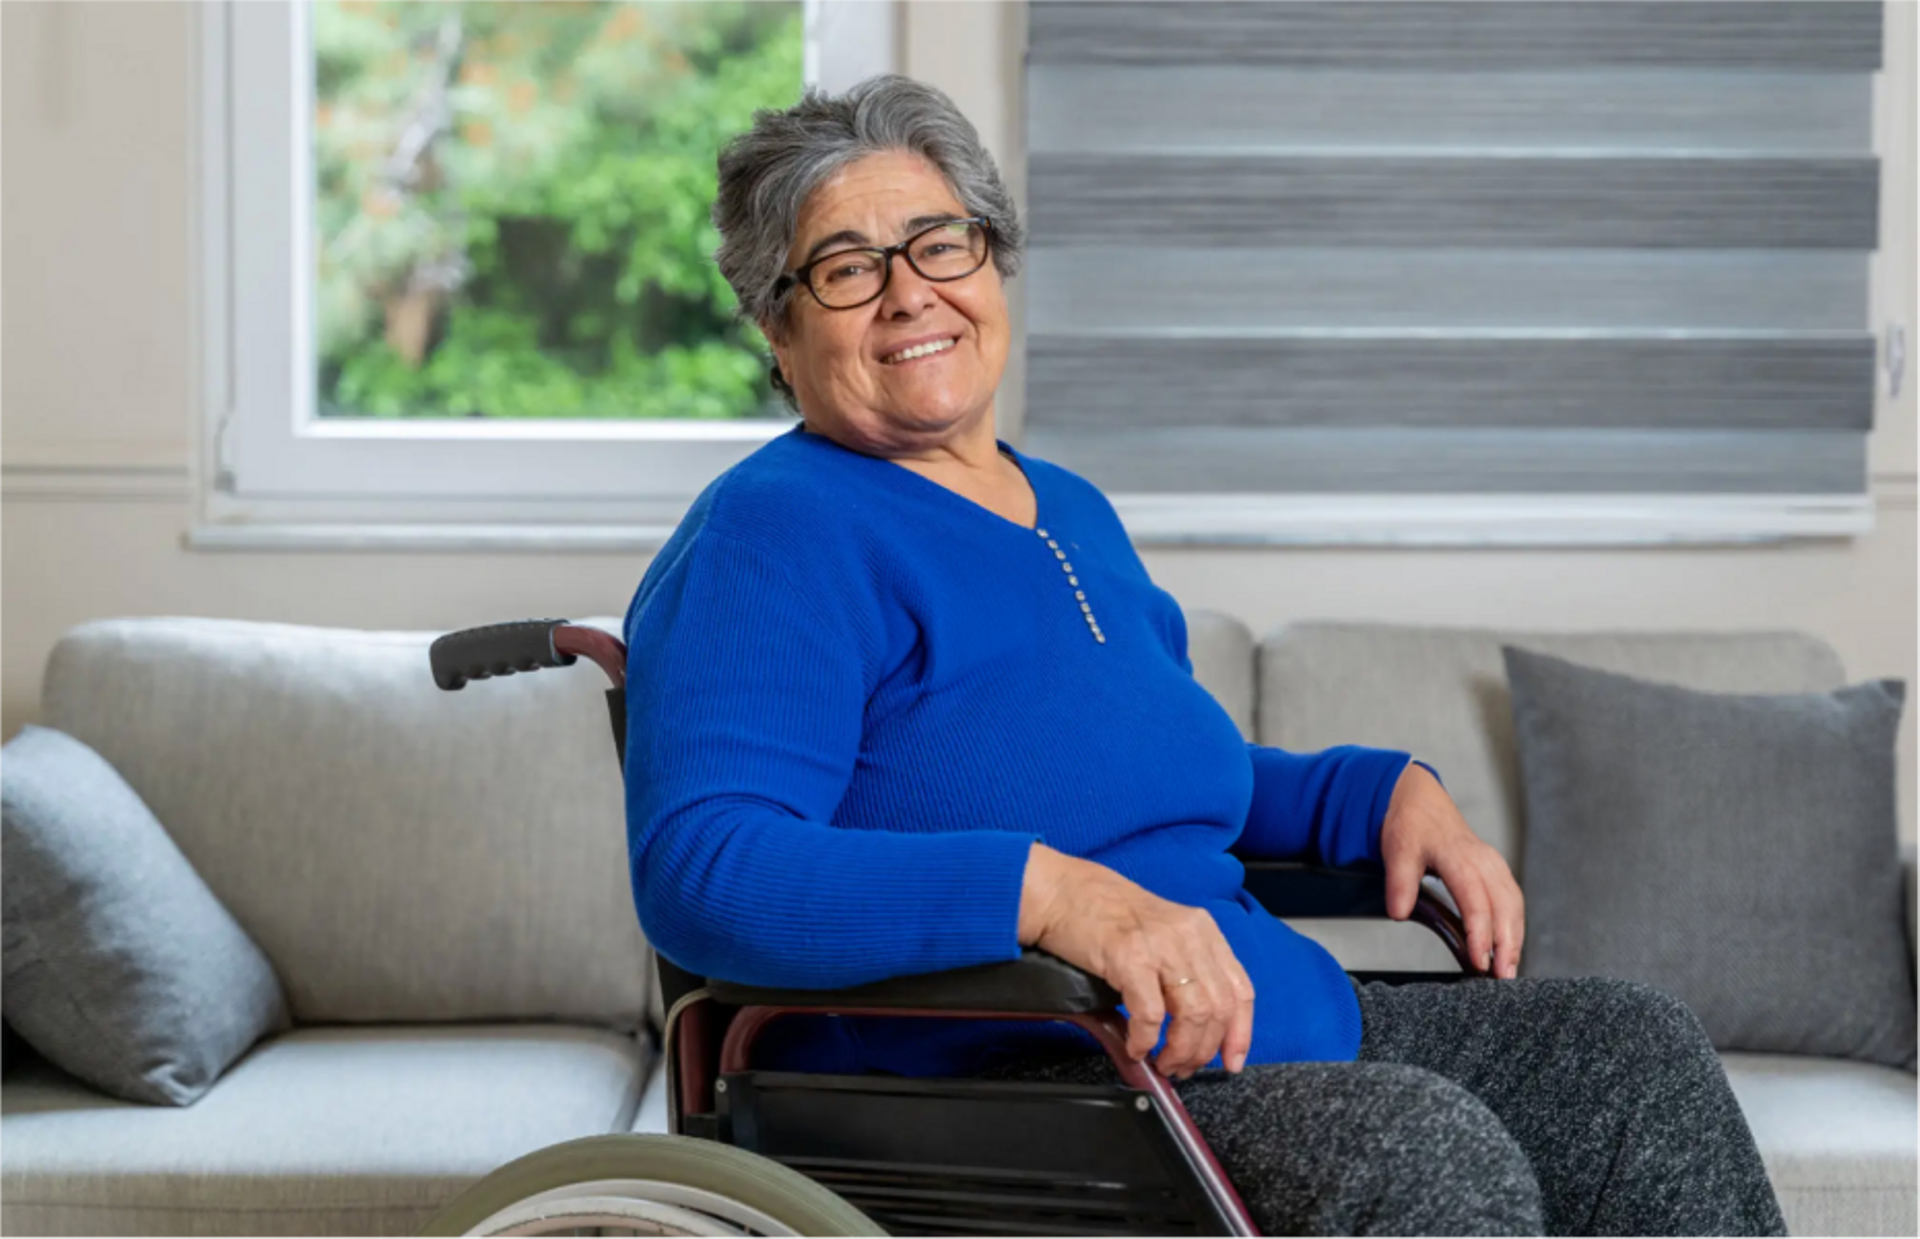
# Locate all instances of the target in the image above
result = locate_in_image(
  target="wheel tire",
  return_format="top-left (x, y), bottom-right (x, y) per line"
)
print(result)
top-left (420, 1133), bottom-right (886, 1237)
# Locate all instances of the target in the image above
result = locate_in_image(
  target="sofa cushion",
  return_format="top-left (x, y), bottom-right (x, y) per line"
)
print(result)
top-left (1504, 649), bottom-right (1914, 1070)
top-left (1, 725), bottom-right (290, 1105)
top-left (0, 1023), bottom-right (650, 1237)
top-left (632, 1056), bottom-right (672, 1135)
top-left (1721, 1051), bottom-right (1918, 1237)
top-left (1285, 912), bottom-right (1474, 975)
top-left (1907, 843), bottom-right (1917, 970)
top-left (39, 617), bottom-right (650, 1028)
top-left (1256, 622), bottom-right (1847, 872)
top-left (1184, 610), bottom-right (1255, 739)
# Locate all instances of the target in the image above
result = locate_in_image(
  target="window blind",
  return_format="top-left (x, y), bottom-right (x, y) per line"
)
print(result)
top-left (1023, 2), bottom-right (1883, 543)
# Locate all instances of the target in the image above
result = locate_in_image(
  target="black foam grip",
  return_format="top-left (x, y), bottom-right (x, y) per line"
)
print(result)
top-left (429, 619), bottom-right (576, 690)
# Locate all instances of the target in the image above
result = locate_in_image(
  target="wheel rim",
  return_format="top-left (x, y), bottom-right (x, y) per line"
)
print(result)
top-left (464, 1177), bottom-right (796, 1237)
top-left (483, 1197), bottom-right (730, 1236)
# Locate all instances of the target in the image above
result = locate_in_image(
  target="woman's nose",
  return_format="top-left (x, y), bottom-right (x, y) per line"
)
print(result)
top-left (878, 256), bottom-right (941, 318)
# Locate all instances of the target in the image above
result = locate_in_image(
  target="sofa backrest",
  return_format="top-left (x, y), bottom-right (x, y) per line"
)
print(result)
top-left (41, 616), bottom-right (649, 1029)
top-left (1256, 622), bottom-right (1849, 874)
top-left (1184, 611), bottom-right (1257, 739)
top-left (34, 611), bottom-right (1861, 1014)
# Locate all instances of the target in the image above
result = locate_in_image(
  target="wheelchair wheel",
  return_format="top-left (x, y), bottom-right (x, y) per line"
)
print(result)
top-left (420, 1133), bottom-right (886, 1237)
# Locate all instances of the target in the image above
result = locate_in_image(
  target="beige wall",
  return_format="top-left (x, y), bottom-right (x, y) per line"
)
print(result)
top-left (5, 1), bottom-right (1917, 841)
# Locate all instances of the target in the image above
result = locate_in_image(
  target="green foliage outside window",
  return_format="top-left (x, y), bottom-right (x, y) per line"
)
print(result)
top-left (311, 1), bottom-right (800, 420)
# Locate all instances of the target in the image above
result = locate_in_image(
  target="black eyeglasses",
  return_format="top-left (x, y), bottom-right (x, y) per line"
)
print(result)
top-left (775, 216), bottom-right (993, 310)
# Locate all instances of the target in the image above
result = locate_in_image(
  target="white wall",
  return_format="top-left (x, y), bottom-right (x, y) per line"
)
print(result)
top-left (5, 1), bottom-right (1916, 841)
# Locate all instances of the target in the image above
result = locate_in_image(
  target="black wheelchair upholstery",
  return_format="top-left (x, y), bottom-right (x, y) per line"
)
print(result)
top-left (703, 948), bottom-right (1119, 1013)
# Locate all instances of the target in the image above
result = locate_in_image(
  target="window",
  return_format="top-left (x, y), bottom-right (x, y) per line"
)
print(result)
top-left (195, 0), bottom-right (894, 545)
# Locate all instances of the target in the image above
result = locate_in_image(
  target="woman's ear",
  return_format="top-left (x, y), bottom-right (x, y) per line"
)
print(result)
top-left (760, 317), bottom-right (794, 387)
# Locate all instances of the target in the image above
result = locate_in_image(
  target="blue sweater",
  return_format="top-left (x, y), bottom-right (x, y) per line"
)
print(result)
top-left (622, 425), bottom-right (1417, 1077)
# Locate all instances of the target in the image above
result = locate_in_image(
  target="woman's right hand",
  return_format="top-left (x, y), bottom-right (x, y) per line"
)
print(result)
top-left (1017, 843), bottom-right (1256, 1079)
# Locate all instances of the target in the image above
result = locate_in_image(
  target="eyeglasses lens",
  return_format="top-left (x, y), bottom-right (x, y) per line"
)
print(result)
top-left (811, 221), bottom-right (988, 308)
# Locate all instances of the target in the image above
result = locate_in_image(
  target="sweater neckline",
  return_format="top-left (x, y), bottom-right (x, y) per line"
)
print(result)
top-left (789, 424), bottom-right (1046, 535)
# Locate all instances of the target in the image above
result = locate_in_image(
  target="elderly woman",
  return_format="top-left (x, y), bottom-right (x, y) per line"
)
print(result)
top-left (622, 76), bottom-right (1785, 1237)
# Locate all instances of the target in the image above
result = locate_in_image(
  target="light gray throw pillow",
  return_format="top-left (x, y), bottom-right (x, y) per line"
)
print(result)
top-left (1, 725), bottom-right (290, 1104)
top-left (1503, 646), bottom-right (1916, 1072)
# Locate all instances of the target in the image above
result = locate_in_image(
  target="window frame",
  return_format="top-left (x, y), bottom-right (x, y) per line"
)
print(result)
top-left (193, 0), bottom-right (895, 543)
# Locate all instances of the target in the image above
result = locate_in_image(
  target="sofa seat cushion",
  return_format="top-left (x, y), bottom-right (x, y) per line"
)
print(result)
top-left (1721, 1051), bottom-right (1918, 1237)
top-left (0, 1023), bottom-right (651, 1237)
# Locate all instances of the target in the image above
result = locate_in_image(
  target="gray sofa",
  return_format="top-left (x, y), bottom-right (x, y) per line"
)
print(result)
top-left (2, 614), bottom-right (1913, 1236)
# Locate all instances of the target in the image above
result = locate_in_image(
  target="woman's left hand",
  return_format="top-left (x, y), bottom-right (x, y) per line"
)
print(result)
top-left (1378, 762), bottom-right (1524, 978)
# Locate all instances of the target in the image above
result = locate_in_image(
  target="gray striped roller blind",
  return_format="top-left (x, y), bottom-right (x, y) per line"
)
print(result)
top-left (1023, 2), bottom-right (1883, 525)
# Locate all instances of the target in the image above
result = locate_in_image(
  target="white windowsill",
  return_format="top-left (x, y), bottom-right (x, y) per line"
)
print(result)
top-left (1110, 492), bottom-right (1879, 547)
top-left (183, 522), bottom-right (686, 553)
top-left (177, 490), bottom-right (1896, 552)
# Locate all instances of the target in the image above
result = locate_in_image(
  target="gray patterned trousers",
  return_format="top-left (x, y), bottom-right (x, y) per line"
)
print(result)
top-left (978, 974), bottom-right (1787, 1236)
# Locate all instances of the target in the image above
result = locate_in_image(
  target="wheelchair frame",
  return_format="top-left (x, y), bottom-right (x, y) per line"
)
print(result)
top-left (431, 619), bottom-right (1482, 1237)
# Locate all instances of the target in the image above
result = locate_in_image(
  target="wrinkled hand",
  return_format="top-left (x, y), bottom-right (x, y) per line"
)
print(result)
top-left (1018, 843), bottom-right (1255, 1079)
top-left (1380, 762), bottom-right (1524, 978)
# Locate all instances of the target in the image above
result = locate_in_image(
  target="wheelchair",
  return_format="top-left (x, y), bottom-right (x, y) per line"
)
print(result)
top-left (420, 619), bottom-right (1482, 1237)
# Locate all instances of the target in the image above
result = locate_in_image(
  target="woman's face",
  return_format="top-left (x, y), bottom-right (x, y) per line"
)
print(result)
top-left (765, 150), bottom-right (1010, 455)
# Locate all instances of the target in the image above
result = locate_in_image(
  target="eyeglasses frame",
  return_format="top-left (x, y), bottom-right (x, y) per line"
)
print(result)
top-left (775, 215), bottom-right (994, 311)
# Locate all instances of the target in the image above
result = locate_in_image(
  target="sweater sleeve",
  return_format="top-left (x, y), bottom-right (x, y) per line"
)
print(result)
top-left (1237, 744), bottom-right (1415, 869)
top-left (623, 530), bottom-right (1037, 989)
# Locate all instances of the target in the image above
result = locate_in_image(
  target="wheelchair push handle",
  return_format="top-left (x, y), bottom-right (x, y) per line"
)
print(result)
top-left (429, 619), bottom-right (628, 690)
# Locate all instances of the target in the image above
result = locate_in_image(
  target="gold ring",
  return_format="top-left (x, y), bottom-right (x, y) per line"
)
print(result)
top-left (1171, 977), bottom-right (1194, 988)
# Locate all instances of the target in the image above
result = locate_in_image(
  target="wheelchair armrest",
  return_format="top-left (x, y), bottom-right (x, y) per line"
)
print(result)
top-left (1240, 859), bottom-right (1478, 973)
top-left (1237, 860), bottom-right (1393, 918)
top-left (706, 949), bottom-right (1121, 1014)
top-left (703, 865), bottom-right (1476, 1018)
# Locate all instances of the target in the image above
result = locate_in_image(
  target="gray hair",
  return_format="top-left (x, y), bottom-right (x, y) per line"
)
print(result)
top-left (712, 75), bottom-right (1024, 397)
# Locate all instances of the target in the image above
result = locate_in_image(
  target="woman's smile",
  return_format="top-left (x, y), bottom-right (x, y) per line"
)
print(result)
top-left (879, 334), bottom-right (962, 367)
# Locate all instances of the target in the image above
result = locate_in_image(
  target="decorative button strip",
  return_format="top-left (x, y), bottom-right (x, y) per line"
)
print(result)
top-left (1035, 527), bottom-right (1103, 643)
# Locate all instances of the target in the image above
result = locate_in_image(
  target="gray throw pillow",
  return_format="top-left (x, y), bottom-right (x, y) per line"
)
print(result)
top-left (1503, 646), bottom-right (1915, 1072)
top-left (1, 725), bottom-right (290, 1104)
